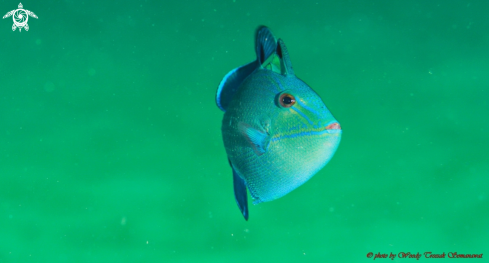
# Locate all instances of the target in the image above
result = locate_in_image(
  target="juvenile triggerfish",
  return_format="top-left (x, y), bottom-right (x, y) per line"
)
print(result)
top-left (216, 26), bottom-right (341, 220)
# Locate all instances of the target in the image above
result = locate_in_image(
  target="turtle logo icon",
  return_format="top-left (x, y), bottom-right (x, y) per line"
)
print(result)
top-left (3, 3), bottom-right (38, 32)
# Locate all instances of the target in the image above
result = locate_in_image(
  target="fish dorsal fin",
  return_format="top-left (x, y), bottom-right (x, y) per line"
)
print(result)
top-left (276, 39), bottom-right (294, 76)
top-left (260, 39), bottom-right (295, 76)
top-left (255, 26), bottom-right (278, 65)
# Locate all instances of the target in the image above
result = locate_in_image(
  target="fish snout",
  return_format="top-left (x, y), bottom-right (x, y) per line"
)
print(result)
top-left (325, 122), bottom-right (341, 131)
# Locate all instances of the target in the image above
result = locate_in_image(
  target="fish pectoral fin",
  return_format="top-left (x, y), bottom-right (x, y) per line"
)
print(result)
top-left (216, 61), bottom-right (259, 112)
top-left (231, 162), bottom-right (249, 221)
top-left (238, 122), bottom-right (271, 156)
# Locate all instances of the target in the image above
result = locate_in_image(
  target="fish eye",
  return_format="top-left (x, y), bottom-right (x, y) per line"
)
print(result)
top-left (278, 93), bottom-right (296, 108)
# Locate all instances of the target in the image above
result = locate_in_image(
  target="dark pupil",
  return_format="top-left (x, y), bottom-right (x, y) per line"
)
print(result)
top-left (282, 96), bottom-right (292, 104)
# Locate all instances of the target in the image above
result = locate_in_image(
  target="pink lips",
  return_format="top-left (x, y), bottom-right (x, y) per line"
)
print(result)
top-left (325, 122), bottom-right (341, 130)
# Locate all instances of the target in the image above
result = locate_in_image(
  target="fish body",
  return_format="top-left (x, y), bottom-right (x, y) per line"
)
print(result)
top-left (216, 26), bottom-right (341, 220)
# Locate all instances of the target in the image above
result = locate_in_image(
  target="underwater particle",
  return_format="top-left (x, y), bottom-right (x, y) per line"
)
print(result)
top-left (44, 81), bottom-right (55, 92)
top-left (120, 216), bottom-right (127, 225)
top-left (88, 68), bottom-right (96, 76)
top-left (35, 39), bottom-right (42, 45)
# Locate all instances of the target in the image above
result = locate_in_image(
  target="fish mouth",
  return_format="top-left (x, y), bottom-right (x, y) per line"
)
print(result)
top-left (324, 121), bottom-right (341, 133)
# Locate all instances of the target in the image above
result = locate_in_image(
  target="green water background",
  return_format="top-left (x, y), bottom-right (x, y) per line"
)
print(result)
top-left (1, 0), bottom-right (488, 262)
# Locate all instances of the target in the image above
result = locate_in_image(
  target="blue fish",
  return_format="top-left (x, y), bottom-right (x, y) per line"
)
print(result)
top-left (216, 26), bottom-right (341, 220)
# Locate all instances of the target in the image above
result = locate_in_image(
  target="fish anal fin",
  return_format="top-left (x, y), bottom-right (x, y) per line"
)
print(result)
top-left (230, 162), bottom-right (249, 221)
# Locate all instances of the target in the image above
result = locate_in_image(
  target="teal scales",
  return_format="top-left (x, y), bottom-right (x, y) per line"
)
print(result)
top-left (216, 26), bottom-right (342, 220)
